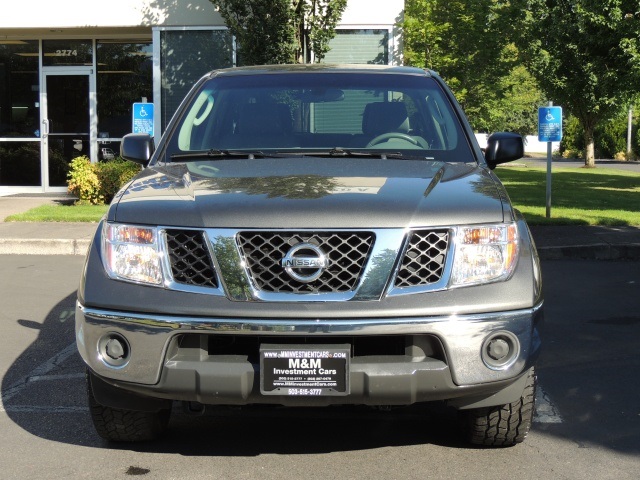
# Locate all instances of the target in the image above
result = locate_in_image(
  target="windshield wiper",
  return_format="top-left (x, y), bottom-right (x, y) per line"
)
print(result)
top-left (170, 148), bottom-right (433, 161)
top-left (170, 149), bottom-right (280, 161)
top-left (304, 148), bottom-right (426, 160)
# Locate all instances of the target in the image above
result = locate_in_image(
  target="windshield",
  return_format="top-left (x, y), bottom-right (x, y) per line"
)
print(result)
top-left (164, 72), bottom-right (473, 162)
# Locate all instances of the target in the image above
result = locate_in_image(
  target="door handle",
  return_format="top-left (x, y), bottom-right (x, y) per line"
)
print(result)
top-left (42, 119), bottom-right (49, 138)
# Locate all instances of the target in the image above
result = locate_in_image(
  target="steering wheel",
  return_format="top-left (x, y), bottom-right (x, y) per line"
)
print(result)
top-left (366, 132), bottom-right (429, 148)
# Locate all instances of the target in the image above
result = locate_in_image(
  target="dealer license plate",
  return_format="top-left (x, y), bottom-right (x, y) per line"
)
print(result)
top-left (260, 344), bottom-right (350, 396)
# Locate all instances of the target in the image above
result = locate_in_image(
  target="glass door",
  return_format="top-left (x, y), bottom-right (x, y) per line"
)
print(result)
top-left (42, 70), bottom-right (95, 189)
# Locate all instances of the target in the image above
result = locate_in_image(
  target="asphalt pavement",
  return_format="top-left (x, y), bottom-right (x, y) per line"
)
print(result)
top-left (1, 255), bottom-right (638, 479)
top-left (0, 193), bottom-right (639, 259)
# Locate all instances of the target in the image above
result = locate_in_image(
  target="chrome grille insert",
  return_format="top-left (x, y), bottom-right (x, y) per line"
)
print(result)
top-left (237, 232), bottom-right (375, 293)
top-left (165, 229), bottom-right (217, 288)
top-left (395, 230), bottom-right (449, 288)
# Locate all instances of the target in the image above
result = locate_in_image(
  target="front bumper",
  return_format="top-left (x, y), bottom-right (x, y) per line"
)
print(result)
top-left (76, 301), bottom-right (542, 407)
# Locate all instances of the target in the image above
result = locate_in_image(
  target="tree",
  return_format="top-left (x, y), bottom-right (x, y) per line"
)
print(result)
top-left (402, 0), bottom-right (448, 71)
top-left (403, 0), bottom-right (508, 118)
top-left (294, 0), bottom-right (347, 63)
top-left (511, 0), bottom-right (640, 167)
top-left (209, 0), bottom-right (347, 65)
top-left (490, 63), bottom-right (546, 136)
top-left (402, 0), bottom-right (545, 135)
top-left (210, 0), bottom-right (294, 65)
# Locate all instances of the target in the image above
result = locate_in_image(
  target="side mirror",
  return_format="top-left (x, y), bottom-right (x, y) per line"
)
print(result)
top-left (120, 133), bottom-right (154, 167)
top-left (484, 132), bottom-right (524, 169)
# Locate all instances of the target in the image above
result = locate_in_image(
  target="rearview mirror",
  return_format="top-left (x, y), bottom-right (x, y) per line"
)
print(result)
top-left (301, 88), bottom-right (345, 103)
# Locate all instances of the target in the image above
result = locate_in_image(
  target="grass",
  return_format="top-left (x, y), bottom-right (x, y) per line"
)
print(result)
top-left (494, 166), bottom-right (640, 226)
top-left (4, 204), bottom-right (108, 222)
top-left (3, 166), bottom-right (639, 226)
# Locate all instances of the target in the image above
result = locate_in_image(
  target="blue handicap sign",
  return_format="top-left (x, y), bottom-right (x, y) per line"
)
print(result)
top-left (132, 103), bottom-right (154, 137)
top-left (538, 106), bottom-right (562, 142)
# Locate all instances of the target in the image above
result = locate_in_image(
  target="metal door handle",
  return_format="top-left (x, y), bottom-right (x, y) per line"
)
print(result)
top-left (42, 119), bottom-right (49, 138)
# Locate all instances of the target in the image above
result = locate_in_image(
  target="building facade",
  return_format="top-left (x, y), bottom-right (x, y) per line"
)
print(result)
top-left (0, 0), bottom-right (403, 194)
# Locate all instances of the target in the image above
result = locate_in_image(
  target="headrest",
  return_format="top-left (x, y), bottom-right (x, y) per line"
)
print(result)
top-left (236, 103), bottom-right (292, 135)
top-left (362, 102), bottom-right (410, 136)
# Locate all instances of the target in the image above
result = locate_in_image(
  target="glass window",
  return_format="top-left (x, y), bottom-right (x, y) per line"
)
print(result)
top-left (97, 41), bottom-right (152, 139)
top-left (0, 141), bottom-right (41, 186)
top-left (0, 40), bottom-right (40, 138)
top-left (42, 39), bottom-right (93, 66)
top-left (160, 30), bottom-right (233, 131)
top-left (323, 30), bottom-right (389, 65)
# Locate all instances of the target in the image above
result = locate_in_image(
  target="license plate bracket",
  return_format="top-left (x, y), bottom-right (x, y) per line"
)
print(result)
top-left (260, 344), bottom-right (350, 396)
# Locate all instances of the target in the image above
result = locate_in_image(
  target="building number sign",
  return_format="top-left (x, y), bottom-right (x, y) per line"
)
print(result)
top-left (42, 41), bottom-right (91, 66)
top-left (54, 50), bottom-right (78, 57)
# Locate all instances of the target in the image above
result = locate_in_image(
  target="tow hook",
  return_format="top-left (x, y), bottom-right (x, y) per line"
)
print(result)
top-left (182, 401), bottom-right (206, 416)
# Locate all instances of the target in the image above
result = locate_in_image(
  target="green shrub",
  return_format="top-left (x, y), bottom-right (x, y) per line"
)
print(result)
top-left (596, 116), bottom-right (628, 159)
top-left (559, 116), bottom-right (584, 158)
top-left (67, 156), bottom-right (104, 205)
top-left (96, 159), bottom-right (142, 203)
top-left (561, 149), bottom-right (580, 159)
top-left (635, 119), bottom-right (640, 158)
top-left (560, 111), bottom-right (639, 160)
top-left (67, 156), bottom-right (141, 205)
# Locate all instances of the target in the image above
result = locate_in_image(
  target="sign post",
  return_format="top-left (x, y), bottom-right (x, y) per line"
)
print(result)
top-left (538, 103), bottom-right (563, 218)
top-left (132, 102), bottom-right (154, 137)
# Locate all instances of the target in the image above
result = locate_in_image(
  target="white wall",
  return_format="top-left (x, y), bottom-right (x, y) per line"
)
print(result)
top-left (475, 133), bottom-right (560, 154)
top-left (341, 0), bottom-right (404, 25)
top-left (0, 0), bottom-right (224, 29)
top-left (0, 0), bottom-right (404, 30)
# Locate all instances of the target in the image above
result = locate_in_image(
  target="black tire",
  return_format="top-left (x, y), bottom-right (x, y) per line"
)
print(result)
top-left (86, 370), bottom-right (171, 442)
top-left (460, 367), bottom-right (536, 447)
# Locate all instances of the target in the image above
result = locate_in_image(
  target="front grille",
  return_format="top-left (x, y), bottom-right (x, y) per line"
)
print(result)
top-left (165, 229), bottom-right (218, 288)
top-left (237, 231), bottom-right (374, 293)
top-left (395, 230), bottom-right (449, 288)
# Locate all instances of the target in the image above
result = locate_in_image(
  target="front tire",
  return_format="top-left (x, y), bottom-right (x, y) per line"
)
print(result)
top-left (86, 370), bottom-right (171, 442)
top-left (460, 367), bottom-right (536, 447)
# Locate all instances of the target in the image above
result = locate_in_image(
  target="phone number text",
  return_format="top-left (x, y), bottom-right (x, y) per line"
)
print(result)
top-left (288, 388), bottom-right (322, 396)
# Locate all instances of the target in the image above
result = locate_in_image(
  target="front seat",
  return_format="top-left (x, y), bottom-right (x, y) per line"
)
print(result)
top-left (362, 102), bottom-right (411, 138)
top-left (227, 103), bottom-right (293, 148)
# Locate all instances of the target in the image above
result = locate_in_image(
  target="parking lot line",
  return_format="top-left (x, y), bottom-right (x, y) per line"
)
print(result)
top-left (0, 405), bottom-right (88, 413)
top-left (1, 342), bottom-right (78, 407)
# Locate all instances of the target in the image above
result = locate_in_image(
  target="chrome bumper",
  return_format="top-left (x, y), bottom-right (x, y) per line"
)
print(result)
top-left (76, 301), bottom-right (542, 391)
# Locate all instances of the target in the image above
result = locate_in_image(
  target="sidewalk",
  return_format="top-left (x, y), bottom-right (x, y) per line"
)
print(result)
top-left (1, 195), bottom-right (639, 259)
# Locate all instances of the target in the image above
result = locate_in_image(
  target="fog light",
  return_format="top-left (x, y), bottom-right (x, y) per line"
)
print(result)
top-left (105, 338), bottom-right (125, 360)
top-left (98, 333), bottom-right (130, 368)
top-left (487, 338), bottom-right (509, 361)
top-left (482, 332), bottom-right (519, 370)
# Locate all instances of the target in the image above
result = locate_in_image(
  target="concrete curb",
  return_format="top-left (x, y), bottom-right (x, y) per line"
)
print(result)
top-left (0, 239), bottom-right (91, 256)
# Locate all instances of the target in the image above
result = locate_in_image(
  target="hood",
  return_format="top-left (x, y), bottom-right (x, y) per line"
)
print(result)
top-left (110, 158), bottom-right (507, 229)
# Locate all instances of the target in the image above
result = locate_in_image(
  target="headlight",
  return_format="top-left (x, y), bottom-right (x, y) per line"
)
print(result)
top-left (451, 223), bottom-right (519, 287)
top-left (103, 223), bottom-right (163, 285)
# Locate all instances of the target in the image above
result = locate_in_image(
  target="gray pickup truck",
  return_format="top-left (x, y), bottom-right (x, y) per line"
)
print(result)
top-left (76, 65), bottom-right (543, 446)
